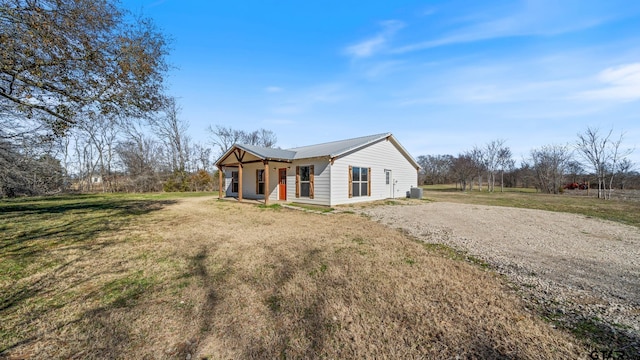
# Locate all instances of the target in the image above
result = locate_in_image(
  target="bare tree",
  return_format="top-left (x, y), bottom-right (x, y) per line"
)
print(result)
top-left (247, 128), bottom-right (277, 148)
top-left (1, 0), bottom-right (169, 137)
top-left (469, 146), bottom-right (486, 191)
top-left (605, 132), bottom-right (633, 198)
top-left (0, 103), bottom-right (69, 195)
top-left (496, 145), bottom-right (514, 192)
top-left (208, 125), bottom-right (277, 157)
top-left (192, 143), bottom-right (212, 171)
top-left (576, 128), bottom-right (609, 199)
top-left (451, 153), bottom-right (476, 191)
top-left (76, 115), bottom-right (120, 192)
top-left (576, 127), bottom-right (633, 199)
top-left (510, 161), bottom-right (536, 189)
top-left (0, 136), bottom-right (65, 197)
top-left (485, 139), bottom-right (507, 192)
top-left (529, 144), bottom-right (572, 194)
top-left (149, 97), bottom-right (190, 172)
top-left (116, 124), bottom-right (163, 192)
top-left (417, 154), bottom-right (454, 185)
top-left (565, 160), bottom-right (585, 184)
top-left (616, 158), bottom-right (634, 190)
top-left (208, 125), bottom-right (245, 157)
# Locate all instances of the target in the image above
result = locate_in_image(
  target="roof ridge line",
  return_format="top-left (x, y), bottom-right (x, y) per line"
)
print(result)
top-left (287, 132), bottom-right (390, 150)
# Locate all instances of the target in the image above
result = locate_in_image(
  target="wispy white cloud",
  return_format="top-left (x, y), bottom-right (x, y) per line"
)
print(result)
top-left (344, 20), bottom-right (404, 59)
top-left (359, 60), bottom-right (407, 80)
top-left (392, 1), bottom-right (614, 54)
top-left (265, 86), bottom-right (283, 93)
top-left (576, 63), bottom-right (640, 102)
top-left (394, 62), bottom-right (578, 106)
top-left (502, 104), bottom-right (607, 120)
top-left (270, 83), bottom-right (348, 115)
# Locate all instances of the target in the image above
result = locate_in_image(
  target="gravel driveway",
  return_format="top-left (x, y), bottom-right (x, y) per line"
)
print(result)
top-left (359, 202), bottom-right (640, 344)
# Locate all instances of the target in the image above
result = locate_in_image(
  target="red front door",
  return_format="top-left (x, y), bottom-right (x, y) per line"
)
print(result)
top-left (278, 168), bottom-right (287, 201)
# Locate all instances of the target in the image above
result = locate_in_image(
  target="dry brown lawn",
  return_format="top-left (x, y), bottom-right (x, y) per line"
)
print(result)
top-left (1, 196), bottom-right (586, 359)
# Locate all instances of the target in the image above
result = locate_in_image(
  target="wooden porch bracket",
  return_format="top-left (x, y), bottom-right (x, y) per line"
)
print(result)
top-left (233, 148), bottom-right (246, 163)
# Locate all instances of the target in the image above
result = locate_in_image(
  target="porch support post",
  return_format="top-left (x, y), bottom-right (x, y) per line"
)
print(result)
top-left (218, 165), bottom-right (223, 199)
top-left (238, 164), bottom-right (243, 202)
top-left (264, 161), bottom-right (270, 205)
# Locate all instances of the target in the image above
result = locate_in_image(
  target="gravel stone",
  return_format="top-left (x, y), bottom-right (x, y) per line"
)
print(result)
top-left (359, 202), bottom-right (640, 338)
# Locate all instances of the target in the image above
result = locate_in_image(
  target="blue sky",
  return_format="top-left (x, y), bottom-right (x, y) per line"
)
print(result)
top-left (122, 0), bottom-right (640, 164)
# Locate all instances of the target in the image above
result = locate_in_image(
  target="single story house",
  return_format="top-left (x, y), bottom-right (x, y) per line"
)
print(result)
top-left (215, 133), bottom-right (420, 206)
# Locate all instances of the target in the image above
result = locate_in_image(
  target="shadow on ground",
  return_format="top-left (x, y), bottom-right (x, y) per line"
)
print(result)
top-left (550, 311), bottom-right (640, 359)
top-left (0, 195), bottom-right (175, 355)
top-left (0, 195), bottom-right (175, 254)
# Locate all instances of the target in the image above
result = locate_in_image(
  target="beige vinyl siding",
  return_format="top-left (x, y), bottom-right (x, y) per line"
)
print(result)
top-left (330, 138), bottom-right (417, 206)
top-left (287, 159), bottom-right (331, 206)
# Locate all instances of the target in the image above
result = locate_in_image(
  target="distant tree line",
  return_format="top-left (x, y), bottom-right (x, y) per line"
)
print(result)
top-left (1, 93), bottom-right (278, 197)
top-left (417, 128), bottom-right (637, 198)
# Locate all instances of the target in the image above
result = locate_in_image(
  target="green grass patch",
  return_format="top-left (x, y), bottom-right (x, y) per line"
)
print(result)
top-left (265, 295), bottom-right (282, 313)
top-left (539, 304), bottom-right (639, 357)
top-left (289, 202), bottom-right (334, 213)
top-left (0, 193), bottom-right (181, 283)
top-left (352, 237), bottom-right (366, 245)
top-left (308, 263), bottom-right (328, 277)
top-left (422, 184), bottom-right (537, 193)
top-left (420, 242), bottom-right (490, 269)
top-left (421, 185), bottom-right (640, 228)
top-left (258, 203), bottom-right (282, 210)
top-left (420, 243), bottom-right (463, 260)
top-left (101, 271), bottom-right (155, 308)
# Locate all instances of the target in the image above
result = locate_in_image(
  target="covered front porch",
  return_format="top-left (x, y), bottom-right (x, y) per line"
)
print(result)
top-left (216, 146), bottom-right (294, 205)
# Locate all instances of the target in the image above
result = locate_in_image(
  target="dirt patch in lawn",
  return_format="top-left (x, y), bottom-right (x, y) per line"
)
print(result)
top-left (1, 196), bottom-right (586, 359)
top-left (359, 202), bottom-right (640, 356)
